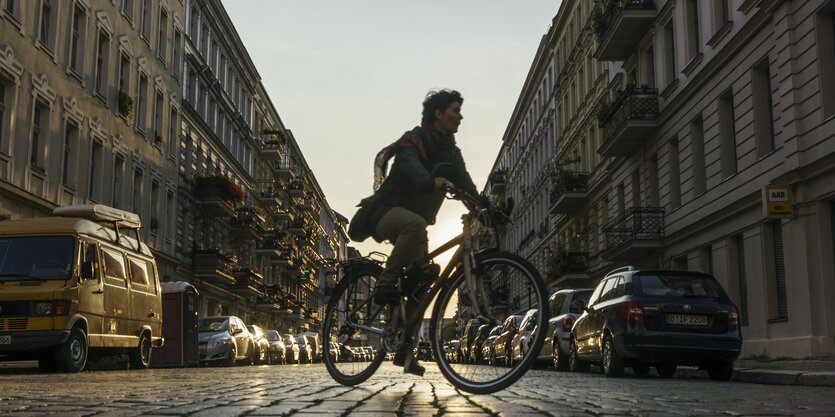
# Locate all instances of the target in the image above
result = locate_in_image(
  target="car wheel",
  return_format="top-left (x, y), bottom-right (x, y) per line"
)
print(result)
top-left (632, 364), bottom-right (650, 377)
top-left (708, 362), bottom-right (734, 381)
top-left (129, 332), bottom-right (153, 370)
top-left (225, 347), bottom-right (237, 367)
top-left (505, 349), bottom-right (513, 367)
top-left (56, 327), bottom-right (88, 373)
top-left (552, 342), bottom-right (569, 372)
top-left (656, 364), bottom-right (677, 378)
top-left (248, 346), bottom-right (257, 365)
top-left (568, 338), bottom-right (589, 373)
top-left (601, 335), bottom-right (624, 377)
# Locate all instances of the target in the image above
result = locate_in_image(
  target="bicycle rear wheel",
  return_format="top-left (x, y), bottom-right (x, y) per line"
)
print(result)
top-left (322, 265), bottom-right (387, 386)
top-left (429, 251), bottom-right (548, 394)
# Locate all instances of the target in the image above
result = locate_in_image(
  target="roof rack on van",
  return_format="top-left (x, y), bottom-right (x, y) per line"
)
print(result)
top-left (53, 204), bottom-right (143, 250)
top-left (604, 266), bottom-right (635, 276)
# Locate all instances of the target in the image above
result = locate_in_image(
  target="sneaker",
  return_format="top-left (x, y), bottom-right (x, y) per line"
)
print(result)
top-left (373, 283), bottom-right (400, 304)
top-left (404, 361), bottom-right (425, 376)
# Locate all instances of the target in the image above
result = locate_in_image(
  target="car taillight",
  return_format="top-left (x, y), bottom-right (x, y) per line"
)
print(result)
top-left (562, 316), bottom-right (576, 332)
top-left (728, 305), bottom-right (739, 331)
top-left (621, 300), bottom-right (643, 327)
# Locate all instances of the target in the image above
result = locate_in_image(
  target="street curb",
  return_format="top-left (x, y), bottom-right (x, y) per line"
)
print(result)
top-left (676, 367), bottom-right (835, 387)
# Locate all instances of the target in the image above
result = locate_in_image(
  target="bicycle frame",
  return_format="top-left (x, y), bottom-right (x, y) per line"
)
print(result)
top-left (340, 213), bottom-right (489, 344)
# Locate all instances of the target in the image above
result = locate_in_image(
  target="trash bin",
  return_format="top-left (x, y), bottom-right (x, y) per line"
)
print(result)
top-left (150, 281), bottom-right (199, 368)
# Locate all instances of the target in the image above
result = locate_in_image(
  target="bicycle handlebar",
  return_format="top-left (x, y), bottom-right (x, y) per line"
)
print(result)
top-left (441, 185), bottom-right (512, 228)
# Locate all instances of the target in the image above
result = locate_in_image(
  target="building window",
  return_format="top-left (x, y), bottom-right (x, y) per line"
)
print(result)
top-left (94, 30), bottom-right (110, 99)
top-left (89, 141), bottom-right (102, 201)
top-left (718, 90), bottom-right (737, 178)
top-left (668, 137), bottom-right (681, 209)
top-left (157, 8), bottom-right (168, 64)
top-left (140, 0), bottom-right (151, 41)
top-left (647, 154), bottom-right (659, 206)
top-left (172, 28), bottom-right (182, 78)
top-left (711, 0), bottom-right (730, 34)
top-left (616, 182), bottom-right (625, 213)
top-left (765, 220), bottom-right (788, 321)
top-left (62, 121), bottom-right (80, 187)
top-left (38, 0), bottom-right (55, 51)
top-left (68, 5), bottom-right (87, 77)
top-left (4, 0), bottom-right (17, 18)
top-left (0, 80), bottom-right (5, 149)
top-left (30, 104), bottom-right (47, 170)
top-left (113, 154), bottom-right (125, 209)
top-left (690, 116), bottom-right (706, 195)
top-left (136, 73), bottom-right (148, 133)
top-left (752, 57), bottom-right (775, 157)
top-left (200, 23), bottom-right (209, 57)
top-left (663, 20), bottom-right (676, 88)
top-left (150, 180), bottom-right (160, 238)
top-left (133, 169), bottom-right (143, 215)
top-left (153, 91), bottom-right (164, 145)
top-left (122, 0), bottom-right (134, 22)
top-left (168, 106), bottom-right (178, 155)
top-left (188, 6), bottom-right (199, 39)
top-left (685, 0), bottom-right (701, 60)
top-left (731, 234), bottom-right (749, 326)
top-left (118, 53), bottom-right (130, 93)
top-left (631, 169), bottom-right (641, 208)
top-left (816, 9), bottom-right (835, 118)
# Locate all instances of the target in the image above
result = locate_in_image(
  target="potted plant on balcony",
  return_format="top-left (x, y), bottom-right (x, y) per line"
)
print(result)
top-left (118, 90), bottom-right (135, 120)
top-left (153, 130), bottom-right (163, 146)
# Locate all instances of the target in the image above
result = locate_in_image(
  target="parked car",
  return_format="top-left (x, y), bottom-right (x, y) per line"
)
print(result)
top-left (282, 333), bottom-right (300, 364)
top-left (444, 340), bottom-right (460, 363)
top-left (301, 332), bottom-right (322, 363)
top-left (468, 324), bottom-right (493, 364)
top-left (492, 314), bottom-right (523, 366)
top-left (295, 335), bottom-right (312, 364)
top-left (570, 267), bottom-right (742, 380)
top-left (326, 342), bottom-right (341, 363)
top-left (481, 325), bottom-right (502, 365)
top-left (246, 325), bottom-right (270, 364)
top-left (338, 343), bottom-right (356, 362)
top-left (458, 318), bottom-right (487, 363)
top-left (198, 316), bottom-right (256, 366)
top-left (265, 330), bottom-right (287, 364)
top-left (546, 288), bottom-right (593, 371)
top-left (510, 309), bottom-right (539, 364)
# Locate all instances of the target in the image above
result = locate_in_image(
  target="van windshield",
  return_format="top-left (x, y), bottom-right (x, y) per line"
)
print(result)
top-left (0, 236), bottom-right (75, 281)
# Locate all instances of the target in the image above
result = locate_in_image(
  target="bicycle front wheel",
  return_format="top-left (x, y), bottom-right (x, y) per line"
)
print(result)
top-left (429, 251), bottom-right (548, 394)
top-left (322, 265), bottom-right (387, 386)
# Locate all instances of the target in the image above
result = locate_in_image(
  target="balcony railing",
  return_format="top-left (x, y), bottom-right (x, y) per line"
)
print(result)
top-left (270, 159), bottom-right (293, 178)
top-left (232, 268), bottom-right (265, 298)
top-left (490, 169), bottom-right (507, 195)
top-left (602, 207), bottom-right (664, 261)
top-left (230, 208), bottom-right (264, 241)
top-left (593, 0), bottom-right (657, 61)
top-left (287, 220), bottom-right (305, 236)
top-left (290, 305), bottom-right (305, 319)
top-left (193, 175), bottom-right (242, 217)
top-left (192, 249), bottom-right (237, 286)
top-left (287, 180), bottom-right (304, 196)
top-left (549, 172), bottom-right (589, 214)
top-left (256, 238), bottom-right (286, 256)
top-left (598, 88), bottom-right (659, 156)
top-left (258, 186), bottom-right (283, 206)
top-left (259, 140), bottom-right (283, 161)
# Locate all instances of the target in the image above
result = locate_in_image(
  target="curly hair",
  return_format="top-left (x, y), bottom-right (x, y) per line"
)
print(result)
top-left (421, 89), bottom-right (463, 126)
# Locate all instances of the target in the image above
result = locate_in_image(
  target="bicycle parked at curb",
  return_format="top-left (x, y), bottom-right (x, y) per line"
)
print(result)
top-left (322, 186), bottom-right (548, 394)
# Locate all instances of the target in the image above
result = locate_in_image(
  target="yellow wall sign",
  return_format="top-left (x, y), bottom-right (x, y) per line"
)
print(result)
top-left (763, 185), bottom-right (793, 218)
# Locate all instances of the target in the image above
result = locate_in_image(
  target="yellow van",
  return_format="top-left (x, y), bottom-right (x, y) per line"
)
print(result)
top-left (0, 204), bottom-right (163, 372)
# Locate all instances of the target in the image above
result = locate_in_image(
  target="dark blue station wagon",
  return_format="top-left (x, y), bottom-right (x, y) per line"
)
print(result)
top-left (569, 267), bottom-right (742, 380)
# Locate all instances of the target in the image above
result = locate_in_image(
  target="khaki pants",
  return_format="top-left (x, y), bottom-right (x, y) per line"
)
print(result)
top-left (374, 207), bottom-right (428, 286)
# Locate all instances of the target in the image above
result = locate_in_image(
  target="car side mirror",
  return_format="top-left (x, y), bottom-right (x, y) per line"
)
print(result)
top-left (80, 261), bottom-right (94, 280)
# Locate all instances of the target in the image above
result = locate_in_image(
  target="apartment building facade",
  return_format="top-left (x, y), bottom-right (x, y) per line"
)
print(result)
top-left (0, 0), bottom-right (347, 335)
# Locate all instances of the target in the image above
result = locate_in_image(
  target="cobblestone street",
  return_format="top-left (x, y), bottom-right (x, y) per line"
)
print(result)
top-left (1, 361), bottom-right (834, 416)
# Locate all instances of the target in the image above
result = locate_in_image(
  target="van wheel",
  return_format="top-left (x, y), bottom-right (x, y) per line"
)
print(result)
top-left (38, 349), bottom-right (58, 372)
top-left (129, 333), bottom-right (152, 370)
top-left (57, 327), bottom-right (88, 372)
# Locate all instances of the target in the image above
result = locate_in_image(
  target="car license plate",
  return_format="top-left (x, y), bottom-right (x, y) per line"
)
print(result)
top-left (0, 335), bottom-right (10, 345)
top-left (665, 314), bottom-right (709, 326)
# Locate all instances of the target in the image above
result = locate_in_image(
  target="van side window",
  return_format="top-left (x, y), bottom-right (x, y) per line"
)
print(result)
top-left (128, 257), bottom-right (149, 287)
top-left (81, 241), bottom-right (98, 279)
top-left (101, 248), bottom-right (126, 285)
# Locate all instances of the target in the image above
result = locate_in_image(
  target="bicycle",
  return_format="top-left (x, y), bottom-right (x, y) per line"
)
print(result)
top-left (322, 186), bottom-right (548, 394)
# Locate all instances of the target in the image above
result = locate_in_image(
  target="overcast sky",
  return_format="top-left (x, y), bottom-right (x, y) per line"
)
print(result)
top-left (222, 0), bottom-right (559, 257)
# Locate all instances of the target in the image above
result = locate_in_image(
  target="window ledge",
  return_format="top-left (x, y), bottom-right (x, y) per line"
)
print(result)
top-left (30, 164), bottom-right (46, 175)
top-left (682, 53), bottom-right (704, 77)
top-left (2, 11), bottom-right (22, 31)
top-left (94, 90), bottom-right (107, 105)
top-left (707, 21), bottom-right (733, 48)
top-left (767, 317), bottom-right (788, 324)
top-left (661, 79), bottom-right (679, 99)
top-left (67, 67), bottom-right (85, 86)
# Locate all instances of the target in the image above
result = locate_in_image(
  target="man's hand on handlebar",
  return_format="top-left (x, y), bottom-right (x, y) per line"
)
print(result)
top-left (434, 177), bottom-right (454, 193)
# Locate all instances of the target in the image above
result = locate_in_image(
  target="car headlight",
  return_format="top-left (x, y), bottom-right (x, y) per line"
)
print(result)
top-left (213, 337), bottom-right (231, 346)
top-left (34, 302), bottom-right (52, 316)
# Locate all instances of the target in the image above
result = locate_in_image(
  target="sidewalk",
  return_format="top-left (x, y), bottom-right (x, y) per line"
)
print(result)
top-left (677, 358), bottom-right (835, 387)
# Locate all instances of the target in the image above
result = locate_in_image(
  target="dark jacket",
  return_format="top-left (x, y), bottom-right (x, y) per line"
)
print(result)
top-left (370, 127), bottom-right (477, 229)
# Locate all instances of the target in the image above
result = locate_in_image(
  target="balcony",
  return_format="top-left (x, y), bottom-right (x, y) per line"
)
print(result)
top-left (594, 0), bottom-right (657, 61)
top-left (296, 197), bottom-right (316, 213)
top-left (230, 208), bottom-right (264, 241)
top-left (231, 268), bottom-right (265, 298)
top-left (287, 180), bottom-right (304, 196)
top-left (548, 251), bottom-right (591, 289)
top-left (255, 295), bottom-right (281, 312)
top-left (258, 186), bottom-right (283, 207)
top-left (272, 208), bottom-right (291, 221)
top-left (270, 160), bottom-right (293, 178)
top-left (549, 172), bottom-right (589, 215)
top-left (602, 207), bottom-right (665, 261)
top-left (270, 251), bottom-right (295, 266)
top-left (256, 237), bottom-right (286, 257)
top-left (289, 305), bottom-right (305, 320)
top-left (259, 140), bottom-right (283, 161)
top-left (287, 220), bottom-right (305, 236)
top-left (192, 249), bottom-right (237, 286)
top-left (598, 88), bottom-right (659, 157)
top-left (490, 169), bottom-right (507, 195)
top-left (193, 175), bottom-right (243, 218)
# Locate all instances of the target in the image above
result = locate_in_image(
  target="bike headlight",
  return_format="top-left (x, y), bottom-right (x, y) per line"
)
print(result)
top-left (212, 337), bottom-right (231, 346)
top-left (34, 302), bottom-right (53, 316)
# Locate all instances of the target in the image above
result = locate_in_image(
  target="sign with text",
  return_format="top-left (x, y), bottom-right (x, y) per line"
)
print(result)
top-left (762, 185), bottom-right (793, 218)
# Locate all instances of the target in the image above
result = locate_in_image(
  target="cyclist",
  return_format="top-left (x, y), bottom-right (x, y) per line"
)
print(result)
top-left (361, 89), bottom-right (480, 375)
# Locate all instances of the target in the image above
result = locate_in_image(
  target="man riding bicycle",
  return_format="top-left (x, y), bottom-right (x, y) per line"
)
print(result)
top-left (353, 89), bottom-right (481, 376)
